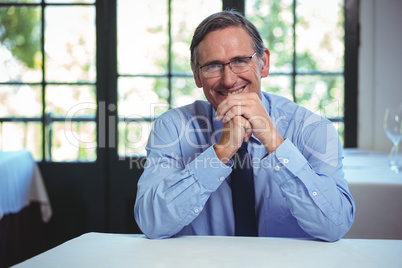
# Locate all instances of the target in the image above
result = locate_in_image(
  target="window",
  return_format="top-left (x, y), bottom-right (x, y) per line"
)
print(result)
top-left (0, 0), bottom-right (357, 161)
top-left (0, 0), bottom-right (96, 161)
top-left (246, 0), bottom-right (345, 141)
top-left (116, 0), bottom-right (221, 157)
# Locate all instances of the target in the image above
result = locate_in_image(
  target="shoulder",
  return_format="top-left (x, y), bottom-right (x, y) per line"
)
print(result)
top-left (262, 92), bottom-right (330, 126)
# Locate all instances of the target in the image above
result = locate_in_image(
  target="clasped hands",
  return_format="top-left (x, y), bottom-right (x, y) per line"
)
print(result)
top-left (214, 93), bottom-right (284, 164)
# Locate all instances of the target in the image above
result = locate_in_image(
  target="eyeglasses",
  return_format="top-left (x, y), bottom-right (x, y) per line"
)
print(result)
top-left (199, 52), bottom-right (257, 78)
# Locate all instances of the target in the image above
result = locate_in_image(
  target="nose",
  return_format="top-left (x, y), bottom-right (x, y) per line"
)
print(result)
top-left (221, 64), bottom-right (237, 88)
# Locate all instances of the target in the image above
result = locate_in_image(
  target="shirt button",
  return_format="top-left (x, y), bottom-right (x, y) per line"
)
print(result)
top-left (312, 191), bottom-right (318, 196)
top-left (274, 165), bottom-right (280, 171)
top-left (283, 158), bottom-right (289, 164)
top-left (194, 208), bottom-right (199, 213)
top-left (219, 176), bottom-right (225, 182)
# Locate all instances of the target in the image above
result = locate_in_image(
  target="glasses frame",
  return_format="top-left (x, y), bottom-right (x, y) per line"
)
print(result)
top-left (199, 52), bottom-right (257, 78)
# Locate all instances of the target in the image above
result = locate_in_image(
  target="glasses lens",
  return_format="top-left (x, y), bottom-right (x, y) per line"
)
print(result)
top-left (231, 58), bottom-right (252, 74)
top-left (202, 65), bottom-right (222, 78)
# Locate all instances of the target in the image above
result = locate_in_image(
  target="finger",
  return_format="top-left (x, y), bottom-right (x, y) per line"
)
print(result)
top-left (237, 116), bottom-right (252, 142)
top-left (221, 100), bottom-right (251, 123)
top-left (244, 126), bottom-right (253, 142)
top-left (216, 96), bottom-right (248, 121)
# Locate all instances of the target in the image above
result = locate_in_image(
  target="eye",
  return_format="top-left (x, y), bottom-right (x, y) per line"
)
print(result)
top-left (204, 64), bottom-right (221, 72)
top-left (232, 58), bottom-right (249, 66)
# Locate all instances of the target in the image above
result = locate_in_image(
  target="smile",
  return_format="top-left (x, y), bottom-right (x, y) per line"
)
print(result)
top-left (220, 87), bottom-right (245, 96)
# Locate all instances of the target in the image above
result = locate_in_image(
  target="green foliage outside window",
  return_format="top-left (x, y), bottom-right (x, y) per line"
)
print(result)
top-left (0, 5), bottom-right (41, 70)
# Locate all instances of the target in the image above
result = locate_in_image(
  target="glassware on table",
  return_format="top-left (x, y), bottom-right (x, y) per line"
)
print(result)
top-left (384, 104), bottom-right (402, 173)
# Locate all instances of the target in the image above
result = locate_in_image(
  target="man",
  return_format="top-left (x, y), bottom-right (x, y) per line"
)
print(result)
top-left (134, 10), bottom-right (355, 241)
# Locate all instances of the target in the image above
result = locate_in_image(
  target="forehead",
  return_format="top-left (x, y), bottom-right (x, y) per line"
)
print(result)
top-left (196, 26), bottom-right (254, 64)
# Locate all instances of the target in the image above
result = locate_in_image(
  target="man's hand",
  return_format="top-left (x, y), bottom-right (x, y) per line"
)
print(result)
top-left (214, 93), bottom-right (284, 160)
top-left (214, 115), bottom-right (252, 163)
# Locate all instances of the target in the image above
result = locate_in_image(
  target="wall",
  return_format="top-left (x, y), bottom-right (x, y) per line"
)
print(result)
top-left (358, 0), bottom-right (402, 151)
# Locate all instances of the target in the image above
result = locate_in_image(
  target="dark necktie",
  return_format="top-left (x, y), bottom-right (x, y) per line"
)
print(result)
top-left (231, 142), bottom-right (258, 236)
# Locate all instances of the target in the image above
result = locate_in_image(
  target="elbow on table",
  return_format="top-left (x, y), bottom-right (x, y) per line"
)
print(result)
top-left (303, 210), bottom-right (355, 242)
top-left (315, 202), bottom-right (355, 242)
top-left (143, 230), bottom-right (172, 240)
top-left (134, 207), bottom-right (175, 240)
top-left (316, 219), bottom-right (354, 242)
top-left (319, 232), bottom-right (343, 242)
top-left (137, 224), bottom-right (175, 240)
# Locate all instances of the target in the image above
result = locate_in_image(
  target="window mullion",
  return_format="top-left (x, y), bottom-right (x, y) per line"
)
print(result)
top-left (222, 0), bottom-right (245, 13)
top-left (41, 2), bottom-right (46, 161)
top-left (168, 0), bottom-right (173, 109)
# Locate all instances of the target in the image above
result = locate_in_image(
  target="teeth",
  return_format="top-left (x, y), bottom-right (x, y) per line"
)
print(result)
top-left (221, 87), bottom-right (244, 96)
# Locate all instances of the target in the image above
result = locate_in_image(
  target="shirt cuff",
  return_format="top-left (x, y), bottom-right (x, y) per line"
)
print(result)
top-left (187, 146), bottom-right (233, 192)
top-left (262, 138), bottom-right (309, 185)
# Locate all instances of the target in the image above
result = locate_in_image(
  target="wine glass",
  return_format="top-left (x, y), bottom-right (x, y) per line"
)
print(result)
top-left (384, 104), bottom-right (402, 173)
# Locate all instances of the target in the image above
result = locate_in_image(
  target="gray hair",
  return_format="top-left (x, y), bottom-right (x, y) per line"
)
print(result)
top-left (190, 10), bottom-right (265, 75)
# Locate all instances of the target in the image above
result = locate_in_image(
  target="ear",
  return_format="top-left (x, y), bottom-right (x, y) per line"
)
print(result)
top-left (260, 48), bottom-right (270, 78)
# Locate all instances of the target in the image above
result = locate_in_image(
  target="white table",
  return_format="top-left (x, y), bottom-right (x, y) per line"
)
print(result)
top-left (13, 233), bottom-right (402, 268)
top-left (343, 149), bottom-right (402, 239)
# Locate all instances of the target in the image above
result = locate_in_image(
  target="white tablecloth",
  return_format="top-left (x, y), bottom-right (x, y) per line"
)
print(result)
top-left (0, 150), bottom-right (52, 222)
top-left (343, 149), bottom-right (402, 239)
top-left (13, 233), bottom-right (402, 268)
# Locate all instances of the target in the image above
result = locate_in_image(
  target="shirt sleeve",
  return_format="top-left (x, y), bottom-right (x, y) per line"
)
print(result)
top-left (134, 116), bottom-right (232, 239)
top-left (261, 120), bottom-right (355, 242)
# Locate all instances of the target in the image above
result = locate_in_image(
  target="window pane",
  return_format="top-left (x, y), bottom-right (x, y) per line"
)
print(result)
top-left (171, 0), bottom-right (222, 74)
top-left (118, 76), bottom-right (169, 157)
top-left (295, 75), bottom-right (344, 119)
top-left (171, 77), bottom-right (205, 108)
top-left (45, 6), bottom-right (96, 82)
top-left (0, 6), bottom-right (42, 83)
top-left (117, 0), bottom-right (168, 75)
top-left (118, 121), bottom-right (151, 157)
top-left (45, 85), bottom-right (96, 162)
top-left (261, 75), bottom-right (293, 101)
top-left (246, 0), bottom-right (294, 73)
top-left (0, 122), bottom-right (42, 160)
top-left (0, 85), bottom-right (42, 117)
top-left (118, 77), bottom-right (169, 118)
top-left (296, 0), bottom-right (344, 72)
top-left (25, 122), bottom-right (42, 160)
top-left (48, 121), bottom-right (96, 162)
top-left (46, 85), bottom-right (96, 117)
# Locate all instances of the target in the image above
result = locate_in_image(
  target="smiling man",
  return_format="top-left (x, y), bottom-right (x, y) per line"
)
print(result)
top-left (134, 10), bottom-right (355, 241)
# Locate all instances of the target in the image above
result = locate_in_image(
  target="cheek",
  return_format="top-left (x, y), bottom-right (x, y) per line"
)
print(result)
top-left (201, 78), bottom-right (220, 94)
top-left (202, 87), bottom-right (222, 109)
top-left (249, 65), bottom-right (263, 83)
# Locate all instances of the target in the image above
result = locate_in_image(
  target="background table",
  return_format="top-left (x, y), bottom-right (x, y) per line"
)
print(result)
top-left (0, 150), bottom-right (53, 268)
top-left (13, 233), bottom-right (402, 268)
top-left (343, 149), bottom-right (402, 239)
top-left (0, 150), bottom-right (52, 221)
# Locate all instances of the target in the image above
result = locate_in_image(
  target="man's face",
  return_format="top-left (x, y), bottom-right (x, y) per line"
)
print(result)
top-left (193, 26), bottom-right (270, 110)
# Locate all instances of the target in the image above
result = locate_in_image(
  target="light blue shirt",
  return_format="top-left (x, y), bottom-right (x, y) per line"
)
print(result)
top-left (134, 92), bottom-right (355, 241)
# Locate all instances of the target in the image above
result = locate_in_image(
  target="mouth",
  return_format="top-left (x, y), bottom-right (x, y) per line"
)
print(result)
top-left (219, 86), bottom-right (245, 96)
